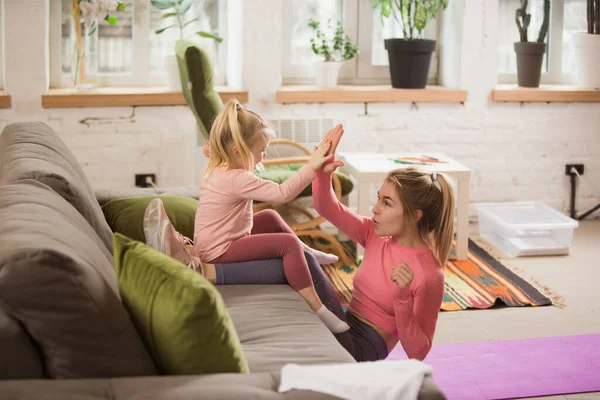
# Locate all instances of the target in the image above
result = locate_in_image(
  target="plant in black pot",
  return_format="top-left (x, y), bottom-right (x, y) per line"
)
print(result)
top-left (373, 0), bottom-right (448, 89)
top-left (514, 0), bottom-right (550, 88)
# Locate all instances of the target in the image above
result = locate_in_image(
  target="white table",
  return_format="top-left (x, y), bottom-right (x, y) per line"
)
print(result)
top-left (338, 152), bottom-right (471, 261)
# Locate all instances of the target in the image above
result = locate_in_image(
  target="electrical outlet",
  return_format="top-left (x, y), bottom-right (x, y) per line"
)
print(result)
top-left (565, 164), bottom-right (584, 176)
top-left (135, 174), bottom-right (156, 188)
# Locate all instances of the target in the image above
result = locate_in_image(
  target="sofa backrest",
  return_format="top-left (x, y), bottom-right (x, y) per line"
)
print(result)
top-left (0, 180), bottom-right (157, 378)
top-left (0, 122), bottom-right (114, 253)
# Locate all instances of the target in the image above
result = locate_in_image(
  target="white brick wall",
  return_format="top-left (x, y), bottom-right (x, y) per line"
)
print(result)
top-left (0, 0), bottom-right (598, 218)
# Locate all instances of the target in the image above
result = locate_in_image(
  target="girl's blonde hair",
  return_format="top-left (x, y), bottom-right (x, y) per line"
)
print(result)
top-left (204, 100), bottom-right (274, 175)
top-left (386, 168), bottom-right (456, 266)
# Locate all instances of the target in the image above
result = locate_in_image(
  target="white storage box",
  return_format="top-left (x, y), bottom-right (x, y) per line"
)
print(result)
top-left (476, 202), bottom-right (579, 257)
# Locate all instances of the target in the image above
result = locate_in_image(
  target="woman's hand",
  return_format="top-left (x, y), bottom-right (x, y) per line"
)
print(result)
top-left (322, 124), bottom-right (343, 156)
top-left (308, 139), bottom-right (333, 171)
top-left (391, 262), bottom-right (414, 287)
top-left (315, 124), bottom-right (345, 173)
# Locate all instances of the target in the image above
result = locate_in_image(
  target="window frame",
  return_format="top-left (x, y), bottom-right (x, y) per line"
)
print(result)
top-left (49, 0), bottom-right (227, 88)
top-left (498, 0), bottom-right (579, 85)
top-left (282, 0), bottom-right (440, 85)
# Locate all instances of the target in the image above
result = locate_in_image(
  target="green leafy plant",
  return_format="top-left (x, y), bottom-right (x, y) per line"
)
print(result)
top-left (372, 0), bottom-right (448, 40)
top-left (151, 0), bottom-right (223, 42)
top-left (308, 19), bottom-right (359, 62)
top-left (586, 0), bottom-right (600, 34)
top-left (516, 0), bottom-right (550, 43)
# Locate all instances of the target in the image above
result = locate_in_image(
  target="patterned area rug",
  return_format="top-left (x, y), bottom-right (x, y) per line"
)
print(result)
top-left (299, 236), bottom-right (557, 311)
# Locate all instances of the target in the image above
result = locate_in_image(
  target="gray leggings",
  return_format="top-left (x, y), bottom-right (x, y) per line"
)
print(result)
top-left (215, 250), bottom-right (389, 362)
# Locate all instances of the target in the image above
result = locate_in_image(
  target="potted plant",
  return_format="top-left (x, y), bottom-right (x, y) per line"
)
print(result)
top-left (151, 0), bottom-right (223, 91)
top-left (573, 0), bottom-right (600, 88)
top-left (71, 0), bottom-right (125, 91)
top-left (308, 19), bottom-right (358, 88)
top-left (372, 0), bottom-right (448, 89)
top-left (514, 0), bottom-right (550, 88)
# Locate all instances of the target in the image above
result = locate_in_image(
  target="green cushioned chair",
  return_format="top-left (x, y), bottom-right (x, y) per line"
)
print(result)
top-left (175, 39), bottom-right (354, 265)
top-left (175, 40), bottom-right (222, 144)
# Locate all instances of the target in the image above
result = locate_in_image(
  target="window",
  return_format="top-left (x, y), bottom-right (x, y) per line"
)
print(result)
top-left (49, 0), bottom-right (226, 88)
top-left (498, 0), bottom-right (587, 84)
top-left (282, 0), bottom-right (440, 84)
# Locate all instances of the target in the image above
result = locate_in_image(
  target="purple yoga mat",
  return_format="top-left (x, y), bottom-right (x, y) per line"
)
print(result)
top-left (387, 334), bottom-right (600, 400)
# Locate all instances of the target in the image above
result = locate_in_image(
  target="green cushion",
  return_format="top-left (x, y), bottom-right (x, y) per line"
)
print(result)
top-left (176, 39), bottom-right (223, 142)
top-left (112, 233), bottom-right (249, 375)
top-left (102, 196), bottom-right (198, 242)
top-left (257, 164), bottom-right (354, 198)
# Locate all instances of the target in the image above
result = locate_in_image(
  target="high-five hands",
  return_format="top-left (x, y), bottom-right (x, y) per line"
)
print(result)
top-left (315, 124), bottom-right (345, 174)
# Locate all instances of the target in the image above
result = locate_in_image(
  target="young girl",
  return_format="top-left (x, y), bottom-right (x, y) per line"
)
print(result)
top-left (144, 100), bottom-right (349, 333)
top-left (311, 127), bottom-right (456, 361)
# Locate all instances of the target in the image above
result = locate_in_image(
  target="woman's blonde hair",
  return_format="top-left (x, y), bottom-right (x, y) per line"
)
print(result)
top-left (204, 100), bottom-right (274, 175)
top-left (386, 168), bottom-right (456, 266)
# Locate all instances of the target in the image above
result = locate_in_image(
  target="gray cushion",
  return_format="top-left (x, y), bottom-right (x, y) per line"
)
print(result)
top-left (0, 180), bottom-right (157, 378)
top-left (217, 285), bottom-right (355, 372)
top-left (0, 308), bottom-right (45, 379)
top-left (0, 122), bottom-right (114, 253)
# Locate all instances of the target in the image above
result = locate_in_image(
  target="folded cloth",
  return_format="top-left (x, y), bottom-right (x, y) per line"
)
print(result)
top-left (278, 359), bottom-right (433, 400)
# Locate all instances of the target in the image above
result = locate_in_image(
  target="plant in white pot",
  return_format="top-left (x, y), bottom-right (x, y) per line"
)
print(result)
top-left (151, 0), bottom-right (223, 91)
top-left (573, 0), bottom-right (600, 88)
top-left (308, 19), bottom-right (358, 88)
top-left (373, 0), bottom-right (448, 89)
top-left (514, 0), bottom-right (550, 88)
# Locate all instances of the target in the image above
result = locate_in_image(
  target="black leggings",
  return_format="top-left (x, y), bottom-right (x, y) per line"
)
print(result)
top-left (215, 251), bottom-right (389, 361)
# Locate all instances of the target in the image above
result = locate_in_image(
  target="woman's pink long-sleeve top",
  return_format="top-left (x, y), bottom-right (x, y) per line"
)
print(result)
top-left (313, 170), bottom-right (444, 360)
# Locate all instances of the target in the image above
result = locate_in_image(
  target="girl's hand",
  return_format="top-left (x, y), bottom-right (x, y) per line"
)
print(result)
top-left (308, 139), bottom-right (333, 171)
top-left (391, 262), bottom-right (414, 287)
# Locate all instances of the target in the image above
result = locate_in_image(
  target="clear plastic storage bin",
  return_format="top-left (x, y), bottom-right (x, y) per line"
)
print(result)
top-left (476, 202), bottom-right (579, 257)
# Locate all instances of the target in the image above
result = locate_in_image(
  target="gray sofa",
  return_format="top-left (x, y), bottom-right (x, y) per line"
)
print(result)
top-left (0, 122), bottom-right (445, 399)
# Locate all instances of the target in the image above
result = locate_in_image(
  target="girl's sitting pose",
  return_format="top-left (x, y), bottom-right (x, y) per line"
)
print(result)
top-left (144, 100), bottom-right (349, 333)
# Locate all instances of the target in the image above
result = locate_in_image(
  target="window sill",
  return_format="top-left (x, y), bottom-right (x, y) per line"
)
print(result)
top-left (492, 84), bottom-right (600, 102)
top-left (276, 85), bottom-right (467, 104)
top-left (0, 91), bottom-right (12, 108)
top-left (41, 87), bottom-right (248, 108)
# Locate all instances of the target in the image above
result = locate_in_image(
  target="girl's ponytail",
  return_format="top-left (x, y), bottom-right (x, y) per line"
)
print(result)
top-left (204, 100), bottom-right (274, 176)
top-left (227, 101), bottom-right (254, 170)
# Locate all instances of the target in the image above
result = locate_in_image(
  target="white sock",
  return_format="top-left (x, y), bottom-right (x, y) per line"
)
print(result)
top-left (315, 305), bottom-right (350, 333)
top-left (303, 243), bottom-right (339, 265)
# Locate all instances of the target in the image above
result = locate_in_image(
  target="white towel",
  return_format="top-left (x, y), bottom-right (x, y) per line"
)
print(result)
top-left (278, 359), bottom-right (433, 400)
